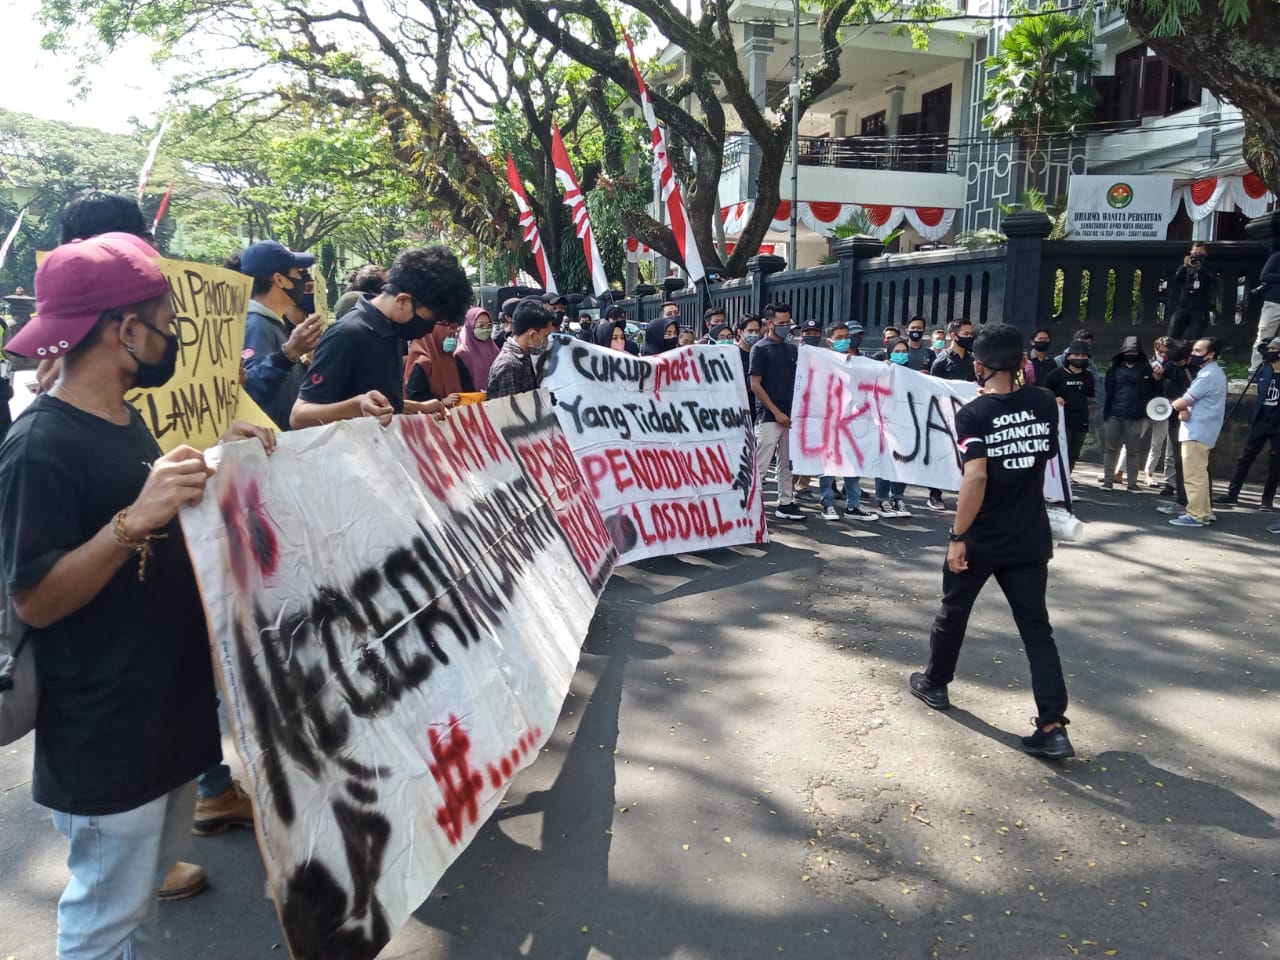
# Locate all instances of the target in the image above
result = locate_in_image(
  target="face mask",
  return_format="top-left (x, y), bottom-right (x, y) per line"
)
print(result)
top-left (132, 326), bottom-right (181, 388)
top-left (773, 325), bottom-right (791, 340)
top-left (889, 352), bottom-right (909, 365)
top-left (849, 336), bottom-right (863, 350)
top-left (717, 337), bottom-right (734, 345)
top-left (803, 334), bottom-right (822, 345)
top-left (665, 333), bottom-right (678, 341)
top-left (442, 336), bottom-right (458, 353)
top-left (908, 329), bottom-right (923, 342)
top-left (1033, 340), bottom-right (1050, 352)
top-left (474, 328), bottom-right (492, 342)
top-left (1188, 354), bottom-right (1206, 368)
top-left (932, 339), bottom-right (946, 350)
top-left (1068, 358), bottom-right (1089, 369)
top-left (884, 336), bottom-right (897, 346)
top-left (284, 275), bottom-right (307, 307)
top-left (1264, 352), bottom-right (1280, 364)
top-left (832, 338), bottom-right (852, 354)
top-left (743, 332), bottom-right (761, 346)
top-left (954, 335), bottom-right (974, 350)
top-left (398, 314), bottom-right (435, 341)
top-left (1123, 352), bottom-right (1140, 362)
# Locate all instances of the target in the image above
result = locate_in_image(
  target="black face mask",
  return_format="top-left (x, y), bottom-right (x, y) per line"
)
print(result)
top-left (398, 312), bottom-right (435, 341)
top-left (1188, 354), bottom-right (1207, 369)
top-left (803, 334), bottom-right (822, 344)
top-left (1033, 340), bottom-right (1050, 352)
top-left (284, 275), bottom-right (308, 307)
top-left (908, 329), bottom-right (924, 342)
top-left (954, 335), bottom-right (974, 350)
top-left (133, 325), bottom-right (181, 389)
top-left (849, 335), bottom-right (864, 349)
top-left (299, 293), bottom-right (316, 314)
top-left (1123, 352), bottom-right (1141, 362)
top-left (1068, 358), bottom-right (1090, 370)
top-left (1264, 352), bottom-right (1280, 364)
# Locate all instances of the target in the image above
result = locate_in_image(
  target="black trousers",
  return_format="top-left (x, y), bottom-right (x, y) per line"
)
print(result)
top-left (1066, 427), bottom-right (1088, 471)
top-left (926, 559), bottom-right (1068, 726)
top-left (1168, 308), bottom-right (1209, 342)
top-left (1227, 428), bottom-right (1280, 503)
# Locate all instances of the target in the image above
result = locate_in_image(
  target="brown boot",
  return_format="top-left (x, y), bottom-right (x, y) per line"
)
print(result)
top-left (192, 781), bottom-right (255, 836)
top-left (158, 861), bottom-right (208, 902)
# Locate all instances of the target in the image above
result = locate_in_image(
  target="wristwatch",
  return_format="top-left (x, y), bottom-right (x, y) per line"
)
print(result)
top-left (948, 529), bottom-right (966, 543)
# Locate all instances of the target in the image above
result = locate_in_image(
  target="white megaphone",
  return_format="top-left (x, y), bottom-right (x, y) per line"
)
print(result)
top-left (1146, 397), bottom-right (1173, 421)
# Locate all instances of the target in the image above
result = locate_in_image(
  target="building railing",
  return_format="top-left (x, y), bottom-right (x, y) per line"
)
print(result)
top-left (793, 134), bottom-right (961, 175)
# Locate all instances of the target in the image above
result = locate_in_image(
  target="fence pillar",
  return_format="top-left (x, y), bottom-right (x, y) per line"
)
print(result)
top-left (1001, 210), bottom-right (1053, 333)
top-left (832, 234), bottom-right (884, 326)
top-left (747, 254), bottom-right (787, 314)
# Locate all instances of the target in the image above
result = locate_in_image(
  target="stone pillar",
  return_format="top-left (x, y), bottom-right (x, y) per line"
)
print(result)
top-left (831, 110), bottom-right (848, 139)
top-left (832, 235), bottom-right (885, 325)
top-left (747, 254), bottom-right (787, 314)
top-left (741, 25), bottom-right (775, 201)
top-left (1000, 210), bottom-right (1053, 334)
top-left (885, 85), bottom-right (906, 137)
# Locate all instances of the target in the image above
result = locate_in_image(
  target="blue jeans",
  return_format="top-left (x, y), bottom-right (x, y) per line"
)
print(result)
top-left (197, 690), bottom-right (230, 799)
top-left (875, 478), bottom-right (906, 501)
top-left (52, 781), bottom-right (197, 959)
top-left (820, 475), bottom-right (863, 510)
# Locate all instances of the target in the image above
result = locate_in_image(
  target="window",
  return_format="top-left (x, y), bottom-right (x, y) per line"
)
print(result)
top-left (860, 111), bottom-right (887, 137)
top-left (1091, 45), bottom-right (1202, 125)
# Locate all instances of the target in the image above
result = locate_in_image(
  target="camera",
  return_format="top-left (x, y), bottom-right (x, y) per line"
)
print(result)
top-left (1189, 255), bottom-right (1203, 266)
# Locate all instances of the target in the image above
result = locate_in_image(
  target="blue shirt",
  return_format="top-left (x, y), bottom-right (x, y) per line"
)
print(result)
top-left (1178, 359), bottom-right (1227, 447)
top-left (242, 301), bottom-right (304, 430)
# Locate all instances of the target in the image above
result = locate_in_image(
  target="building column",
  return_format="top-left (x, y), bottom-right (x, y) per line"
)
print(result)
top-left (741, 25), bottom-right (775, 201)
top-left (831, 110), bottom-right (848, 138)
top-left (884, 85), bottom-right (906, 138)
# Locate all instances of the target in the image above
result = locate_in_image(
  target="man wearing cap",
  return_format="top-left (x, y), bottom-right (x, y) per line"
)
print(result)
top-left (231, 241), bottom-right (323, 430)
top-left (0, 232), bottom-right (274, 956)
top-left (291, 245), bottom-right (470, 429)
top-left (1042, 339), bottom-right (1096, 471)
top-left (1219, 337), bottom-right (1280, 511)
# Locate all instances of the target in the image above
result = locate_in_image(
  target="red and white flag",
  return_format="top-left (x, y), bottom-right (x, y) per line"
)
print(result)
top-left (624, 31), bottom-right (705, 284)
top-left (505, 155), bottom-right (557, 295)
top-left (549, 126), bottom-right (609, 297)
top-left (0, 210), bottom-right (23, 272)
top-left (151, 180), bottom-right (175, 234)
top-left (137, 119), bottom-right (170, 201)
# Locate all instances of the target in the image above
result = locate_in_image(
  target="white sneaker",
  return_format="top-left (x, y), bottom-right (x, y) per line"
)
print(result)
top-left (893, 497), bottom-right (912, 518)
top-left (820, 505), bottom-right (840, 521)
top-left (877, 499), bottom-right (898, 519)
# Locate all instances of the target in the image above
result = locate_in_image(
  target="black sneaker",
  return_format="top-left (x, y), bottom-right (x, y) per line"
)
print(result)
top-left (908, 672), bottom-right (950, 710)
top-left (1157, 484), bottom-right (1175, 497)
top-left (1020, 725), bottom-right (1074, 760)
top-left (774, 504), bottom-right (805, 521)
top-left (1217, 492), bottom-right (1239, 506)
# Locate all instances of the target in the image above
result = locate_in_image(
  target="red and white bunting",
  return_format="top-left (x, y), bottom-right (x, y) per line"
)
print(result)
top-left (151, 180), bottom-right (175, 235)
top-left (136, 119), bottom-right (170, 201)
top-left (623, 31), bottom-right (705, 284)
top-left (720, 201), bottom-right (956, 242)
top-left (0, 210), bottom-right (24, 272)
top-left (1171, 173), bottom-right (1276, 222)
top-left (625, 237), bottom-right (655, 262)
top-left (549, 126), bottom-right (609, 296)
top-left (505, 155), bottom-right (557, 295)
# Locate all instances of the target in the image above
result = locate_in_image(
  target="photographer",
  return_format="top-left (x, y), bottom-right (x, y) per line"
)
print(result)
top-left (1252, 250), bottom-right (1280, 371)
top-left (1167, 242), bottom-right (1216, 342)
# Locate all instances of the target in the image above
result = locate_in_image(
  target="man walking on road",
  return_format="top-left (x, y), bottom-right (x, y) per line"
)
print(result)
top-left (908, 323), bottom-right (1073, 760)
top-left (1169, 337), bottom-right (1228, 528)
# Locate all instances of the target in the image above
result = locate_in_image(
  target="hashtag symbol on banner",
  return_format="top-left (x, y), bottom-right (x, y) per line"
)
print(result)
top-left (428, 715), bottom-right (484, 844)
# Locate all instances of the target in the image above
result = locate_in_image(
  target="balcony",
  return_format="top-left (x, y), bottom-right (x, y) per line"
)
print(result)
top-left (793, 134), bottom-right (959, 175)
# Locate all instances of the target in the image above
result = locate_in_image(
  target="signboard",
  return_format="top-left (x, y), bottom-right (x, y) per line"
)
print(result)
top-left (1066, 174), bottom-right (1175, 241)
top-left (180, 392), bottom-right (616, 960)
top-left (540, 339), bottom-right (768, 564)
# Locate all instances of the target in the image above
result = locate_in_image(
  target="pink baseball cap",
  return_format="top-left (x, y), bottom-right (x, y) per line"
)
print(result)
top-left (6, 232), bottom-right (170, 359)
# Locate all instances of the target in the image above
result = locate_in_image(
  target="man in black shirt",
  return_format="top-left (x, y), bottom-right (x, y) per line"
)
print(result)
top-left (291, 245), bottom-right (468, 428)
top-left (750, 303), bottom-right (803, 521)
top-left (734, 314), bottom-right (763, 410)
top-left (1028, 327), bottom-right (1057, 385)
top-left (1220, 336), bottom-right (1280, 509)
top-left (1042, 339), bottom-right (1096, 470)
top-left (487, 298), bottom-right (555, 398)
top-left (909, 323), bottom-right (1073, 760)
top-left (929, 318), bottom-right (975, 382)
top-left (1101, 335), bottom-right (1158, 491)
top-left (1167, 241), bottom-right (1216, 341)
top-left (0, 233), bottom-right (275, 955)
top-left (903, 315), bottom-right (936, 372)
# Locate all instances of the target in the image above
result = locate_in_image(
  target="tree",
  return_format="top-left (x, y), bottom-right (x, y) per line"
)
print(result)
top-left (982, 11), bottom-right (1099, 193)
top-left (1117, 0), bottom-right (1280, 194)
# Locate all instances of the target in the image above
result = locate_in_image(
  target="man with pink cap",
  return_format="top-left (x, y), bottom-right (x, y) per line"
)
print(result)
top-left (0, 232), bottom-right (273, 958)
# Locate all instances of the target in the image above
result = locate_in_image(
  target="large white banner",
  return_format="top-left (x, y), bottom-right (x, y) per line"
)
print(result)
top-left (1066, 174), bottom-right (1175, 241)
top-left (791, 349), bottom-right (1069, 500)
top-left (180, 393), bottom-right (616, 960)
top-left (541, 339), bottom-right (768, 563)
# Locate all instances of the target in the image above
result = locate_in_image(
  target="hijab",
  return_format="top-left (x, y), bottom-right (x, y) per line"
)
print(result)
top-left (642, 316), bottom-right (679, 356)
top-left (594, 319), bottom-right (624, 348)
top-left (405, 322), bottom-right (463, 399)
top-left (455, 307), bottom-right (500, 390)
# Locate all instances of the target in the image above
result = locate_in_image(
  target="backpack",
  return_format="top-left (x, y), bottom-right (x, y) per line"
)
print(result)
top-left (0, 581), bottom-right (37, 746)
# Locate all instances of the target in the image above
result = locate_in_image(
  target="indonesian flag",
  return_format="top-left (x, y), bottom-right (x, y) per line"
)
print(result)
top-left (624, 30), bottom-right (705, 284)
top-left (504, 155), bottom-right (557, 295)
top-left (0, 210), bottom-right (23, 272)
top-left (151, 180), bottom-right (175, 235)
top-left (549, 125), bottom-right (609, 296)
top-left (137, 119), bottom-right (170, 201)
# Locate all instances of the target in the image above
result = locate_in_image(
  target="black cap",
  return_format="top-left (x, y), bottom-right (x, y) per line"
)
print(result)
top-left (542, 292), bottom-right (567, 307)
top-left (801, 318), bottom-right (823, 333)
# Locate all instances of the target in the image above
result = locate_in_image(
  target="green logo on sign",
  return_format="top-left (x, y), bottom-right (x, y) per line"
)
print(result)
top-left (1107, 182), bottom-right (1134, 209)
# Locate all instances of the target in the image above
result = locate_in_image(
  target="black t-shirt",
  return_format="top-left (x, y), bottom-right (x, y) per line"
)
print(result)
top-left (298, 297), bottom-right (406, 413)
top-left (955, 386), bottom-right (1058, 566)
top-left (903, 344), bottom-right (935, 372)
top-left (1174, 264), bottom-right (1215, 312)
top-left (1256, 370), bottom-right (1280, 432)
top-left (0, 396), bottom-right (220, 815)
top-left (1042, 365), bottom-right (1095, 432)
top-left (737, 344), bottom-right (753, 408)
top-left (1029, 354), bottom-right (1057, 385)
top-left (748, 336), bottom-right (798, 422)
top-left (930, 350), bottom-right (975, 382)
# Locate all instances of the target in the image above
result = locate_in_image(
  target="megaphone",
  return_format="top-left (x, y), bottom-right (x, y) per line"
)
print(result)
top-left (1146, 397), bottom-right (1172, 421)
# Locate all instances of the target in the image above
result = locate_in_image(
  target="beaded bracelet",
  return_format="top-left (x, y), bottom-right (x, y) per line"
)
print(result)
top-left (111, 508), bottom-right (167, 583)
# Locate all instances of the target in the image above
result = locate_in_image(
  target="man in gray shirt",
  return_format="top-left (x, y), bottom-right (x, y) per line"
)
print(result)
top-left (1169, 337), bottom-right (1228, 527)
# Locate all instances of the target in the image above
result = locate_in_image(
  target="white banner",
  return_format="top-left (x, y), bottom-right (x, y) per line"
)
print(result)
top-left (180, 393), bottom-right (616, 960)
top-left (1066, 175), bottom-right (1174, 241)
top-left (791, 349), bottom-right (1069, 501)
top-left (541, 339), bottom-right (768, 564)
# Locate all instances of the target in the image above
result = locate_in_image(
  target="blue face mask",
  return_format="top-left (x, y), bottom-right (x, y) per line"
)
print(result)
top-left (772, 325), bottom-right (792, 341)
top-left (743, 332), bottom-right (762, 346)
top-left (442, 336), bottom-right (457, 353)
top-left (889, 352), bottom-right (909, 365)
top-left (832, 338), bottom-right (852, 353)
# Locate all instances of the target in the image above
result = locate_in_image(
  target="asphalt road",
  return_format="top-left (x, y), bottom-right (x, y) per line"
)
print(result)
top-left (2, 477), bottom-right (1278, 960)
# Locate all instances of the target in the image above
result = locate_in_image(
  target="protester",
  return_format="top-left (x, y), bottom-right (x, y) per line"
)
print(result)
top-left (1143, 337), bottom-right (1177, 489)
top-left (229, 241), bottom-right (324, 431)
top-left (1043, 339), bottom-right (1096, 471)
top-left (1253, 250), bottom-right (1280, 370)
top-left (1168, 337), bottom-right (1228, 527)
top-left (1054, 328), bottom-right (1092, 369)
top-left (709, 323), bottom-right (734, 345)
top-left (58, 189), bottom-right (149, 244)
top-left (818, 322), bottom-right (877, 523)
top-left (902, 316), bottom-right (935, 372)
top-left (405, 317), bottom-right (472, 406)
top-left (908, 323), bottom-right (1072, 760)
top-left (333, 264), bottom-right (388, 320)
top-left (641, 316), bottom-right (680, 356)
top-left (291, 246), bottom-right (467, 428)
top-left (1101, 335), bottom-right (1158, 491)
top-left (930, 328), bottom-right (948, 353)
top-left (594, 313), bottom-right (627, 352)
top-left (660, 301), bottom-right (681, 322)
top-left (678, 327), bottom-right (696, 347)
top-left (930, 318), bottom-right (975, 381)
top-left (846, 321), bottom-right (866, 356)
top-left (875, 339), bottom-right (912, 519)
top-left (799, 318), bottom-right (824, 348)
top-left (1219, 337), bottom-right (1280, 510)
top-left (750, 303), bottom-right (803, 521)
top-left (1155, 341), bottom-right (1196, 513)
top-left (453, 307), bottom-right (500, 394)
top-left (487, 298), bottom-right (556, 399)
top-left (1167, 241), bottom-right (1216, 341)
top-left (735, 314), bottom-right (763, 409)
top-left (0, 233), bottom-right (276, 955)
top-left (873, 326), bottom-right (901, 361)
top-left (704, 306), bottom-right (727, 335)
top-left (1027, 328), bottom-right (1056, 384)
top-left (493, 297), bottom-right (520, 349)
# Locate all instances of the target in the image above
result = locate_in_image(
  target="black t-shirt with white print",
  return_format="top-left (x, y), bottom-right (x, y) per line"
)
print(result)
top-left (954, 385), bottom-right (1059, 566)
